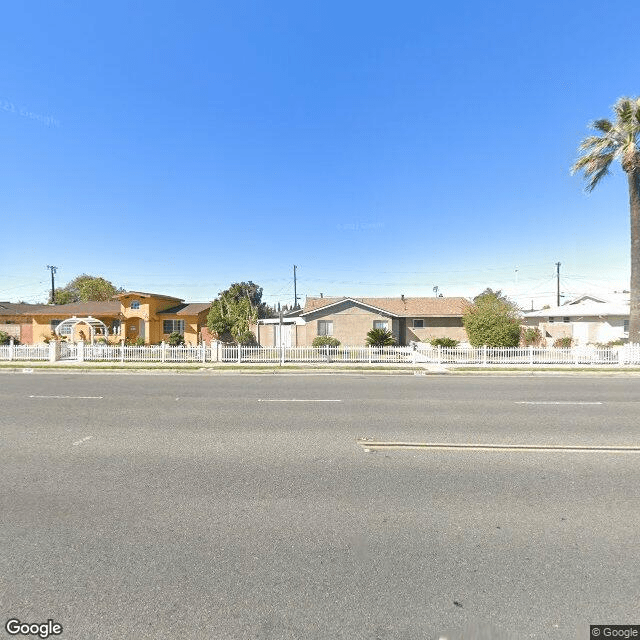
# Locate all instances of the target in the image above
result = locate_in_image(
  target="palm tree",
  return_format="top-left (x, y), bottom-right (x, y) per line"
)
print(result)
top-left (572, 97), bottom-right (640, 343)
top-left (366, 328), bottom-right (396, 347)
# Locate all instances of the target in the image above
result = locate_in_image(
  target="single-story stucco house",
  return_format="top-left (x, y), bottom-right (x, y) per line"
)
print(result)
top-left (0, 292), bottom-right (211, 345)
top-left (254, 295), bottom-right (471, 347)
top-left (523, 293), bottom-right (630, 345)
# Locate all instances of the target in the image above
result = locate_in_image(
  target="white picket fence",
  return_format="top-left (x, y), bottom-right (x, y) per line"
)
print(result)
top-left (219, 344), bottom-right (413, 363)
top-left (411, 342), bottom-right (640, 365)
top-left (0, 343), bottom-right (50, 361)
top-left (2, 340), bottom-right (640, 365)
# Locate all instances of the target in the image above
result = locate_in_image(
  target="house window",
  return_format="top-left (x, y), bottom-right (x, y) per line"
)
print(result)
top-left (131, 300), bottom-right (140, 310)
top-left (373, 320), bottom-right (389, 331)
top-left (317, 320), bottom-right (333, 336)
top-left (413, 319), bottom-right (424, 328)
top-left (548, 317), bottom-right (555, 323)
top-left (624, 319), bottom-right (629, 335)
top-left (163, 319), bottom-right (185, 334)
top-left (50, 319), bottom-right (71, 336)
top-left (563, 317), bottom-right (570, 323)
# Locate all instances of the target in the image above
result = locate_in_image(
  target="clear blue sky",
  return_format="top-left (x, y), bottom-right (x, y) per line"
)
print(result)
top-left (1, 0), bottom-right (637, 309)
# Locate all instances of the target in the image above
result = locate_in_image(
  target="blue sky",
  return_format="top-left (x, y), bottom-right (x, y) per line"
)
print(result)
top-left (1, 1), bottom-right (637, 309)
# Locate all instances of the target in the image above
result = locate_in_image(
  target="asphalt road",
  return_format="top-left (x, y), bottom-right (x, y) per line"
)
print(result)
top-left (1, 372), bottom-right (639, 640)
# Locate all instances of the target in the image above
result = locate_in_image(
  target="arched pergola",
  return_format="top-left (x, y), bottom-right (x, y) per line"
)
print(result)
top-left (54, 316), bottom-right (110, 343)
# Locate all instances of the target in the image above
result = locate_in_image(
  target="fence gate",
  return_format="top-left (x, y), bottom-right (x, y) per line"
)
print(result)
top-left (59, 343), bottom-right (77, 360)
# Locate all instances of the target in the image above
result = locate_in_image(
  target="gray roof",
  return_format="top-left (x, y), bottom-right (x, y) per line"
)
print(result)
top-left (26, 301), bottom-right (122, 316)
top-left (157, 303), bottom-right (211, 316)
top-left (0, 302), bottom-right (41, 316)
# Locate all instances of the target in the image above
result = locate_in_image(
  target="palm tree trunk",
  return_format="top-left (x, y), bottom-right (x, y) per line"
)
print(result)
top-left (629, 168), bottom-right (640, 343)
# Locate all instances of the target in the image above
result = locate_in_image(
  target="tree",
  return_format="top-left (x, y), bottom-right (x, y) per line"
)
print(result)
top-left (207, 282), bottom-right (266, 343)
top-left (463, 290), bottom-right (522, 347)
top-left (49, 274), bottom-right (123, 304)
top-left (365, 328), bottom-right (396, 347)
top-left (572, 97), bottom-right (640, 342)
top-left (474, 288), bottom-right (509, 303)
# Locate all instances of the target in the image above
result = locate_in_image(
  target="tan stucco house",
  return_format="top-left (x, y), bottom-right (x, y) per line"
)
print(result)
top-left (255, 296), bottom-right (470, 347)
top-left (2, 292), bottom-right (211, 345)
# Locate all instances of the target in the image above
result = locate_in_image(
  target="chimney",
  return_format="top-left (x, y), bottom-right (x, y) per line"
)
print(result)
top-left (320, 293), bottom-right (323, 298)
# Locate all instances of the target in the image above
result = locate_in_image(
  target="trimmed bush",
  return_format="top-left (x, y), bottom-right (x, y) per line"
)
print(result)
top-left (312, 336), bottom-right (341, 347)
top-left (237, 330), bottom-right (257, 346)
top-left (463, 291), bottom-right (522, 347)
top-left (429, 337), bottom-right (459, 348)
top-left (0, 331), bottom-right (11, 345)
top-left (167, 331), bottom-right (185, 346)
top-left (553, 337), bottom-right (573, 348)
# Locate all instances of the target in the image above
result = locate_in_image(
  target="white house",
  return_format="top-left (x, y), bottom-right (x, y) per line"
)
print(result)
top-left (523, 294), bottom-right (630, 345)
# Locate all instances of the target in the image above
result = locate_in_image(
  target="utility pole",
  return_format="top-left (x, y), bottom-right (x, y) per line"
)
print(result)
top-left (556, 262), bottom-right (561, 307)
top-left (293, 265), bottom-right (300, 309)
top-left (46, 265), bottom-right (57, 304)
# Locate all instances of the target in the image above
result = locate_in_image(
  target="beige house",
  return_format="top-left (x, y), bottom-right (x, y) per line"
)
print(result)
top-left (255, 296), bottom-right (470, 347)
top-left (523, 294), bottom-right (630, 345)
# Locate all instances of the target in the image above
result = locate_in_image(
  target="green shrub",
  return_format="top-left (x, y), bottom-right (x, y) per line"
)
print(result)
top-left (521, 326), bottom-right (543, 346)
top-left (237, 330), bottom-right (257, 346)
top-left (429, 337), bottom-right (459, 348)
top-left (312, 336), bottom-right (341, 347)
top-left (366, 328), bottom-right (396, 347)
top-left (167, 331), bottom-right (185, 346)
top-left (553, 336), bottom-right (573, 348)
top-left (0, 331), bottom-right (11, 345)
top-left (463, 291), bottom-right (522, 347)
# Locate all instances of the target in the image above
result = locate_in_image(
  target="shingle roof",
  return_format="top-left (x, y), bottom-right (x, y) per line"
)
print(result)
top-left (26, 301), bottom-right (122, 316)
top-left (157, 303), bottom-right (211, 316)
top-left (0, 302), bottom-right (41, 316)
top-left (301, 296), bottom-right (471, 317)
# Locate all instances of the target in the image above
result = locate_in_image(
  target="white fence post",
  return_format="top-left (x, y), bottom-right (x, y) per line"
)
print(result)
top-left (161, 341), bottom-right (166, 363)
top-left (77, 341), bottom-right (85, 363)
top-left (482, 345), bottom-right (487, 366)
top-left (237, 344), bottom-right (242, 364)
top-left (49, 340), bottom-right (58, 362)
top-left (9, 338), bottom-right (14, 361)
top-left (201, 343), bottom-right (206, 363)
top-left (368, 346), bottom-right (372, 364)
top-left (574, 347), bottom-right (579, 366)
top-left (120, 340), bottom-right (125, 363)
top-left (437, 345), bottom-right (442, 365)
top-left (529, 345), bottom-right (533, 366)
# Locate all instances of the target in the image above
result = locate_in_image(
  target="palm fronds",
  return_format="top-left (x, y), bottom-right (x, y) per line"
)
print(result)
top-left (572, 97), bottom-right (640, 190)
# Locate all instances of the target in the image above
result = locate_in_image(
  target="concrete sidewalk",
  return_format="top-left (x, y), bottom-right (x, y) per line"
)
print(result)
top-left (2, 360), bottom-right (640, 375)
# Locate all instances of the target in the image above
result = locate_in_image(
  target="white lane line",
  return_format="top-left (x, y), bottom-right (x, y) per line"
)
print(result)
top-left (29, 395), bottom-right (104, 399)
top-left (515, 401), bottom-right (603, 405)
top-left (72, 436), bottom-right (94, 446)
top-left (258, 399), bottom-right (342, 402)
top-left (356, 439), bottom-right (639, 453)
